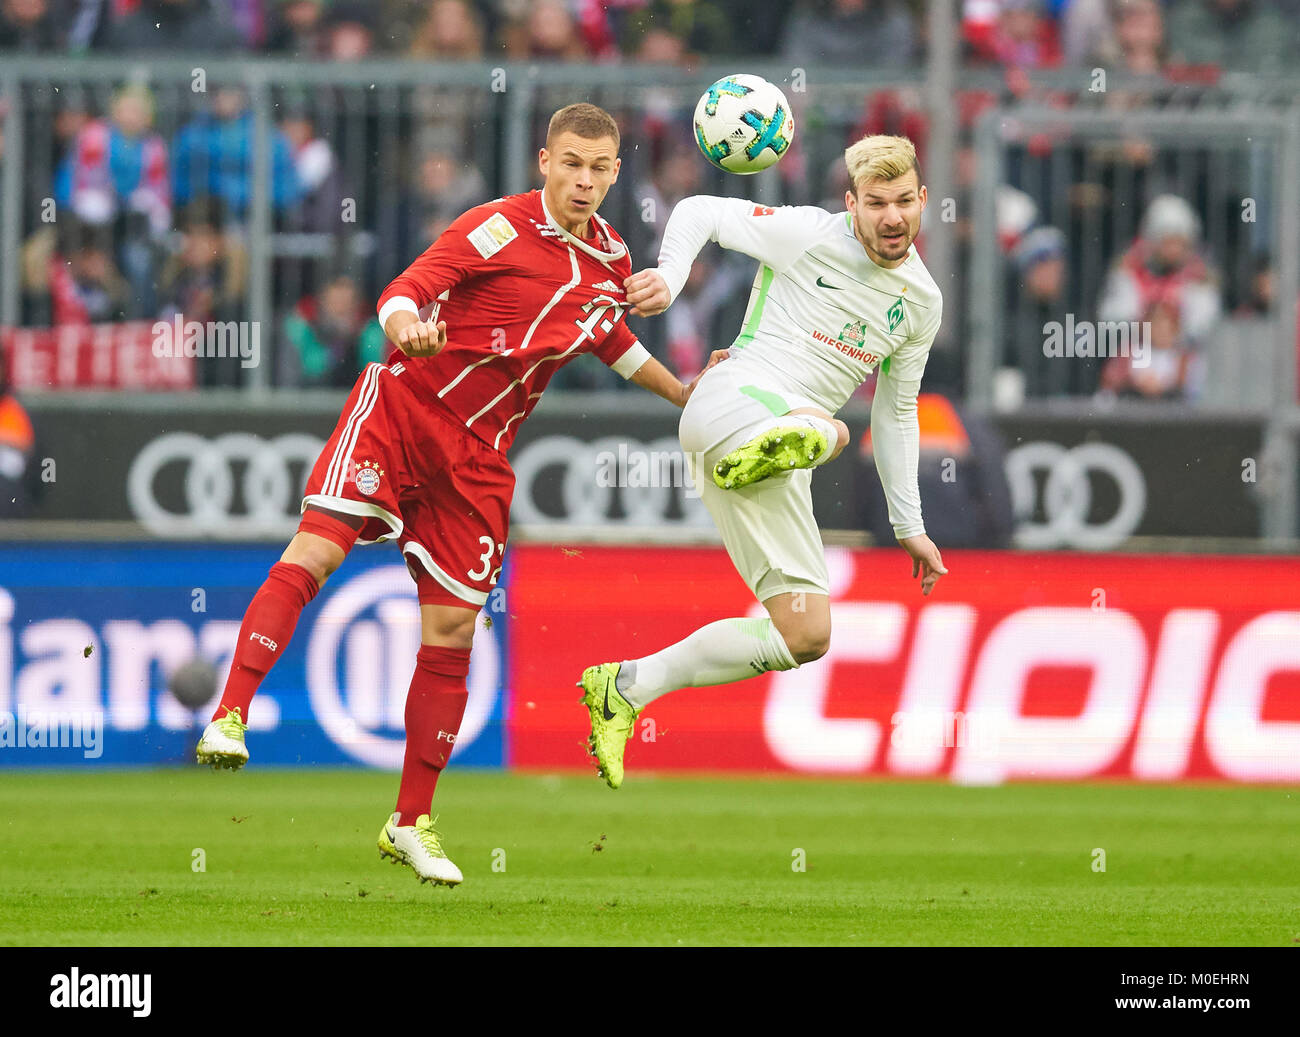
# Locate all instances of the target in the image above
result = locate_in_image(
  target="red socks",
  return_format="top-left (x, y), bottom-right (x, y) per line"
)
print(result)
top-left (395, 645), bottom-right (471, 826)
top-left (212, 562), bottom-right (320, 722)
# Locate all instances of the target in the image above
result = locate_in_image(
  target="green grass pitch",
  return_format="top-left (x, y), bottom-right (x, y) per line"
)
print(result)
top-left (2, 770), bottom-right (1297, 946)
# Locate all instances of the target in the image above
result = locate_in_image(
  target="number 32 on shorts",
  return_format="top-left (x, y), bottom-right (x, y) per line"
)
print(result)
top-left (467, 536), bottom-right (505, 584)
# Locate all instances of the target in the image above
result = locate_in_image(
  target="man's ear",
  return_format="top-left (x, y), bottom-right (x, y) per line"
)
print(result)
top-left (538, 148), bottom-right (549, 176)
top-left (610, 157), bottom-right (621, 184)
top-left (844, 189), bottom-right (856, 213)
top-left (917, 184), bottom-right (927, 212)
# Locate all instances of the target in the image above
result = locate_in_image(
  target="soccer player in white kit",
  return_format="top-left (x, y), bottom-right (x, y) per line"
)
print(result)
top-left (579, 134), bottom-right (948, 787)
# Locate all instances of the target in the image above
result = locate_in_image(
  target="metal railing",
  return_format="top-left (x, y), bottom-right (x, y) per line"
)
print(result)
top-left (968, 105), bottom-right (1300, 542)
top-left (3, 59), bottom-right (1300, 416)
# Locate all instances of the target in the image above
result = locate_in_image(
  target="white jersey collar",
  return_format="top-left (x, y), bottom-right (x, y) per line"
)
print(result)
top-left (539, 190), bottom-right (627, 264)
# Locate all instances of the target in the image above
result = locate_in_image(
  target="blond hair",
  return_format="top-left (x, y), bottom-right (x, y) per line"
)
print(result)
top-left (844, 134), bottom-right (920, 192)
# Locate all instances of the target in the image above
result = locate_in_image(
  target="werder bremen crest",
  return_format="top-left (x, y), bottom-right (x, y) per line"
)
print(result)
top-left (887, 296), bottom-right (906, 334)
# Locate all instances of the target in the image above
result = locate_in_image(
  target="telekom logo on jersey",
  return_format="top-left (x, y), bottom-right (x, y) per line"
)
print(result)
top-left (762, 552), bottom-right (1300, 783)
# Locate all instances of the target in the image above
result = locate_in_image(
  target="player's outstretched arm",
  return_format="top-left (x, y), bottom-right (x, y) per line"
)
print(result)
top-left (654, 195), bottom-right (824, 305)
top-left (871, 362), bottom-right (947, 596)
top-left (629, 350), bottom-right (730, 407)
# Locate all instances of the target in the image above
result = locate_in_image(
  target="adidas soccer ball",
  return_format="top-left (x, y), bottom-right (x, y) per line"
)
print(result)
top-left (693, 74), bottom-right (794, 175)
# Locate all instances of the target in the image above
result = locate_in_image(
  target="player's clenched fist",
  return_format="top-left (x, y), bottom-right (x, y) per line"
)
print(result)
top-left (624, 269), bottom-right (672, 317)
top-left (396, 319), bottom-right (448, 358)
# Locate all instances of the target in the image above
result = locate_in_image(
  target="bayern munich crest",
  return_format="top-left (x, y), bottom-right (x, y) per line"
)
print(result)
top-left (354, 459), bottom-right (384, 496)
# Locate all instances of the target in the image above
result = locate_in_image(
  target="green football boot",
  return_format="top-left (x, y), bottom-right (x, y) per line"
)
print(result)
top-left (712, 425), bottom-right (828, 490)
top-left (196, 706), bottom-right (250, 770)
top-left (577, 662), bottom-right (640, 789)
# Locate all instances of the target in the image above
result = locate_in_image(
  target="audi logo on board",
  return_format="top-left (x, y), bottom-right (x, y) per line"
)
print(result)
top-left (1004, 441), bottom-right (1148, 550)
top-left (127, 432), bottom-right (325, 537)
top-left (507, 434), bottom-right (713, 527)
top-left (125, 430), bottom-right (1149, 546)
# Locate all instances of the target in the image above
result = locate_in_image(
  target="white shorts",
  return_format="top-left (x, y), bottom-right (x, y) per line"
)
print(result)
top-left (679, 362), bottom-right (830, 601)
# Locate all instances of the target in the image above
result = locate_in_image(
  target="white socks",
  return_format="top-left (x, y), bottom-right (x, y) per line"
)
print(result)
top-left (616, 617), bottom-right (799, 709)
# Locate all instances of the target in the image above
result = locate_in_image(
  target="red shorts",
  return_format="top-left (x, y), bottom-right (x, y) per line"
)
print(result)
top-left (301, 362), bottom-right (513, 608)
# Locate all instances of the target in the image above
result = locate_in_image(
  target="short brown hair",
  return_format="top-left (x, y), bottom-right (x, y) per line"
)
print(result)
top-left (546, 103), bottom-right (620, 153)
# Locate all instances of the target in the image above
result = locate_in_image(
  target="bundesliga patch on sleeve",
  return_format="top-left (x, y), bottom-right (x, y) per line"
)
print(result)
top-left (467, 212), bottom-right (518, 259)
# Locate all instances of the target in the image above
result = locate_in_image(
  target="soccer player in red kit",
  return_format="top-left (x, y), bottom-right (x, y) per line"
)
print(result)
top-left (195, 103), bottom-right (726, 886)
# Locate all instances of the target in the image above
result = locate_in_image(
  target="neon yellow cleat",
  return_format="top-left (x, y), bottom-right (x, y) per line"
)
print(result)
top-left (712, 425), bottom-right (828, 490)
top-left (378, 813), bottom-right (463, 886)
top-left (196, 707), bottom-right (249, 770)
top-left (578, 662), bottom-right (640, 789)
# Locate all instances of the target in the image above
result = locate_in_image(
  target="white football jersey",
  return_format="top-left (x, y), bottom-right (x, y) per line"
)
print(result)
top-left (655, 195), bottom-right (944, 539)
top-left (656, 196), bottom-right (942, 413)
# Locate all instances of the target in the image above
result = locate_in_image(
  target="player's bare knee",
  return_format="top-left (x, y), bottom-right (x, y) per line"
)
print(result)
top-left (421, 607), bottom-right (477, 650)
top-left (830, 420), bottom-right (851, 460)
top-left (771, 616), bottom-right (831, 664)
top-left (281, 535), bottom-right (341, 586)
top-left (787, 630), bottom-right (830, 664)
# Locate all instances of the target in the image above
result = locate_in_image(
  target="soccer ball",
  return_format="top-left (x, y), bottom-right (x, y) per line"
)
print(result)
top-left (693, 74), bottom-right (794, 175)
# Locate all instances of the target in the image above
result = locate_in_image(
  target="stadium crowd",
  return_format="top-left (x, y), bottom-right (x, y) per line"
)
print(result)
top-left (1, 0), bottom-right (1297, 399)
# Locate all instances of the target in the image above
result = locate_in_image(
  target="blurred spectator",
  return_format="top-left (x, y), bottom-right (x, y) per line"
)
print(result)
top-left (783, 0), bottom-right (916, 67)
top-left (859, 393), bottom-right (1015, 547)
top-left (321, 2), bottom-right (376, 59)
top-left (1083, 0), bottom-right (1165, 175)
top-left (21, 218), bottom-right (132, 325)
top-left (632, 143), bottom-right (704, 260)
top-left (661, 247), bottom-right (747, 380)
top-left (715, 0), bottom-right (795, 55)
top-left (53, 83), bottom-right (171, 317)
top-left (1099, 298), bottom-right (1201, 400)
top-left (1061, 0), bottom-right (1114, 67)
top-left (631, 24), bottom-right (689, 64)
top-left (1164, 0), bottom-right (1296, 73)
top-left (405, 2), bottom-right (489, 164)
top-left (377, 150), bottom-right (488, 271)
top-left (1098, 194), bottom-right (1222, 353)
top-left (0, 0), bottom-right (61, 50)
top-left (0, 346), bottom-right (39, 517)
top-left (172, 87), bottom-right (302, 220)
top-left (851, 91), bottom-right (929, 170)
top-left (1064, 0), bottom-right (1165, 72)
top-left (1111, 0), bottom-right (1164, 75)
top-left (101, 0), bottom-right (245, 53)
top-left (283, 273), bottom-right (387, 387)
top-left (622, 0), bottom-right (732, 62)
top-left (1008, 225), bottom-right (1072, 393)
top-left (226, 0), bottom-right (268, 48)
top-left (279, 109), bottom-right (348, 234)
top-left (502, 0), bottom-right (593, 60)
top-left (1234, 253), bottom-right (1273, 317)
top-left (157, 199), bottom-right (248, 385)
top-left (965, 0), bottom-right (1062, 68)
top-left (266, 0), bottom-right (327, 56)
top-left (409, 0), bottom-right (484, 57)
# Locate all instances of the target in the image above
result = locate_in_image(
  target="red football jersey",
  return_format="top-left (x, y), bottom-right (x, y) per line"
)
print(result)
top-left (376, 189), bottom-right (649, 453)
